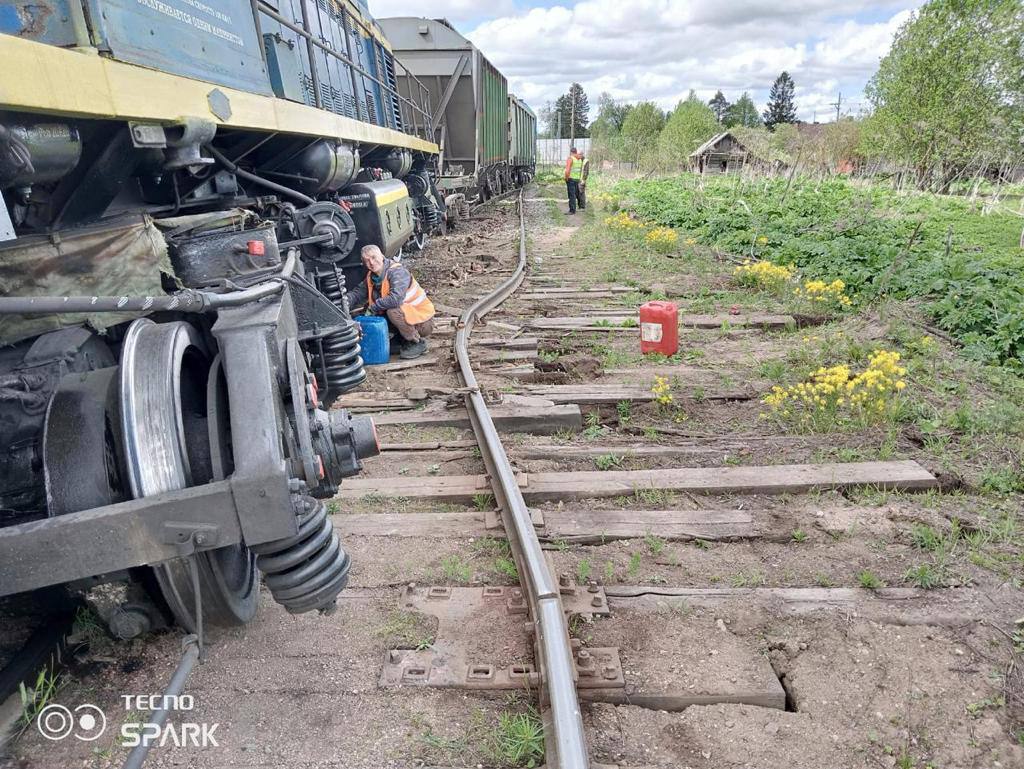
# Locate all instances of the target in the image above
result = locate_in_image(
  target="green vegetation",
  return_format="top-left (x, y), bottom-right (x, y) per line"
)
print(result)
top-left (609, 173), bottom-right (1024, 364)
top-left (491, 710), bottom-right (545, 767)
top-left (19, 665), bottom-right (63, 732)
top-left (376, 611), bottom-right (435, 651)
top-left (441, 555), bottom-right (472, 583)
top-left (857, 570), bottom-right (885, 589)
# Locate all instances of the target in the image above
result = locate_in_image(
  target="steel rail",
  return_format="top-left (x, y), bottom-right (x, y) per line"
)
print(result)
top-left (452, 190), bottom-right (589, 769)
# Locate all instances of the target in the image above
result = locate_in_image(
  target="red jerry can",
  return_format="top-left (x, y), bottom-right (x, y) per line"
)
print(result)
top-left (639, 301), bottom-right (679, 356)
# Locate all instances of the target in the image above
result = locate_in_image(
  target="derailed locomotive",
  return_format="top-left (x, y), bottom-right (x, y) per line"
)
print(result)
top-left (0, 0), bottom-right (456, 635)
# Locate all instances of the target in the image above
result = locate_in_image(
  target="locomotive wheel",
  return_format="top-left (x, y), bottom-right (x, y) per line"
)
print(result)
top-left (120, 319), bottom-right (258, 632)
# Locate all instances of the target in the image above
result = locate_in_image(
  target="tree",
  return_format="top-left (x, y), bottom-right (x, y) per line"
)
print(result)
top-left (552, 83), bottom-right (590, 139)
top-left (708, 90), bottom-right (730, 123)
top-left (865, 0), bottom-right (1024, 190)
top-left (763, 72), bottom-right (797, 130)
top-left (590, 93), bottom-right (632, 137)
top-left (658, 97), bottom-right (720, 167)
top-left (589, 93), bottom-right (633, 162)
top-left (724, 92), bottom-right (761, 128)
top-left (620, 102), bottom-right (665, 166)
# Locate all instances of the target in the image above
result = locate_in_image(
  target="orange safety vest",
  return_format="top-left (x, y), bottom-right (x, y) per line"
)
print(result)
top-left (367, 269), bottom-right (435, 325)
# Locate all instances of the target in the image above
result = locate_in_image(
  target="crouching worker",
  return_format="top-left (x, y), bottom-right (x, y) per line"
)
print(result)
top-left (346, 244), bottom-right (436, 359)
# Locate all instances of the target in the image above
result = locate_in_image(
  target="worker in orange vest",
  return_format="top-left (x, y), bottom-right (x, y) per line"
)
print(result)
top-left (346, 244), bottom-right (436, 359)
top-left (563, 146), bottom-right (587, 214)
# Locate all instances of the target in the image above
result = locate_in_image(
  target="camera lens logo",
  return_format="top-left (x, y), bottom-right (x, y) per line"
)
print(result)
top-left (37, 704), bottom-right (106, 741)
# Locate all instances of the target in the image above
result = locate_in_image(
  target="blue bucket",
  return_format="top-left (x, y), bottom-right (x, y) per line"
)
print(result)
top-left (355, 315), bottom-right (390, 365)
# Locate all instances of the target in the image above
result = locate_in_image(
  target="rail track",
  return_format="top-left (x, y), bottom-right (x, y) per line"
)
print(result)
top-left (4, 184), bottom-right (1024, 769)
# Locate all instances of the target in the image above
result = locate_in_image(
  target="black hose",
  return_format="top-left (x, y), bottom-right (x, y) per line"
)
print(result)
top-left (204, 145), bottom-right (316, 206)
top-left (121, 635), bottom-right (200, 769)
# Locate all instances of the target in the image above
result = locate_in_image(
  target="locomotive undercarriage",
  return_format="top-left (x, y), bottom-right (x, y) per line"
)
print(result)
top-left (0, 113), bottom-right (442, 634)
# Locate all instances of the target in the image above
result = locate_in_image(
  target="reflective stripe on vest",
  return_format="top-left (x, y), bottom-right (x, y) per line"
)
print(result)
top-left (568, 155), bottom-right (584, 180)
top-left (367, 269), bottom-right (436, 325)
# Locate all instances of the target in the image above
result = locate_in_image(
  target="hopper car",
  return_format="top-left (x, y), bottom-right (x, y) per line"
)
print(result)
top-left (378, 16), bottom-right (537, 216)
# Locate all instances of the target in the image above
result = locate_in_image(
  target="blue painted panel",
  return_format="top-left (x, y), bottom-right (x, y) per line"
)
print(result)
top-left (0, 1), bottom-right (80, 46)
top-left (85, 0), bottom-right (272, 95)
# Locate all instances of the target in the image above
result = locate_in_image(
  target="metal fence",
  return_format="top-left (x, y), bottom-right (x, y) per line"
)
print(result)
top-left (536, 138), bottom-right (592, 167)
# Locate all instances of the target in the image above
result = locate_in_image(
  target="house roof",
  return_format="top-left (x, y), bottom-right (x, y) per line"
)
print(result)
top-left (689, 131), bottom-right (746, 159)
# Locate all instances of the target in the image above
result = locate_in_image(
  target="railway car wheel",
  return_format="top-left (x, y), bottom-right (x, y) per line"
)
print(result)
top-left (119, 319), bottom-right (258, 632)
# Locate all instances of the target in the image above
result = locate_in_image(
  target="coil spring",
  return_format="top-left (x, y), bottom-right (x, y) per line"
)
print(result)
top-left (420, 202), bottom-right (440, 231)
top-left (251, 497), bottom-right (351, 615)
top-left (316, 266), bottom-right (366, 403)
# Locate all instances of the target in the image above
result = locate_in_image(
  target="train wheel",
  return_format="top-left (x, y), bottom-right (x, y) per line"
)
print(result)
top-left (119, 319), bottom-right (258, 632)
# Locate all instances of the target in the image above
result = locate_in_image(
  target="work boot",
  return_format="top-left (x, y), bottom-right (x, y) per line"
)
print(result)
top-left (400, 339), bottom-right (428, 359)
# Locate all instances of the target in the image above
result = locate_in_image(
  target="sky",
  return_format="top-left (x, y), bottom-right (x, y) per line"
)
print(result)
top-left (371, 0), bottom-right (926, 126)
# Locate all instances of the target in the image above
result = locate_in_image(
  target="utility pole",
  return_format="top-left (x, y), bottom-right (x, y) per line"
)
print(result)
top-left (830, 92), bottom-right (842, 122)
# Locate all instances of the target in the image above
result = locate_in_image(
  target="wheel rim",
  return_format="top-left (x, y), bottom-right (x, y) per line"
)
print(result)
top-left (120, 319), bottom-right (258, 631)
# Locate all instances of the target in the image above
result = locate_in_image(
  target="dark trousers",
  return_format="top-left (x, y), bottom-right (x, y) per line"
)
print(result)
top-left (566, 179), bottom-right (583, 213)
top-left (385, 307), bottom-right (434, 342)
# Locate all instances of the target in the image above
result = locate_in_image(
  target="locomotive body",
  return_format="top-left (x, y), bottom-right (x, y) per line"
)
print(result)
top-left (0, 0), bottom-right (443, 633)
top-left (0, 3), bottom-right (533, 638)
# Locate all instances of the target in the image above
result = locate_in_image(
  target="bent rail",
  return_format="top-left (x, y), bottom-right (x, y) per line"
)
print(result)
top-left (452, 190), bottom-right (589, 769)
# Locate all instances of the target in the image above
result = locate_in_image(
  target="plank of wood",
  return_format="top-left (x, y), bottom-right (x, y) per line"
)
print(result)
top-left (515, 443), bottom-right (761, 460)
top-left (579, 688), bottom-right (785, 711)
top-left (369, 404), bottom-right (583, 434)
top-left (336, 461), bottom-right (938, 504)
top-left (380, 440), bottom-right (478, 451)
top-left (331, 508), bottom-right (752, 542)
top-left (602, 587), bottom-right (1015, 627)
top-left (337, 474), bottom-right (490, 503)
top-left (471, 336), bottom-right (539, 350)
top-left (335, 512), bottom-right (490, 538)
top-left (371, 355), bottom-right (442, 372)
top-left (516, 383), bottom-right (753, 404)
top-left (526, 285), bottom-right (636, 294)
top-left (521, 291), bottom-right (627, 301)
top-left (517, 461), bottom-right (938, 502)
top-left (528, 313), bottom-right (795, 331)
top-left (543, 508), bottom-right (753, 542)
top-left (472, 348), bottom-right (538, 363)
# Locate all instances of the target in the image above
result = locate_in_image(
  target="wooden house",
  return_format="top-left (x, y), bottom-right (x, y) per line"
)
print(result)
top-left (689, 131), bottom-right (749, 175)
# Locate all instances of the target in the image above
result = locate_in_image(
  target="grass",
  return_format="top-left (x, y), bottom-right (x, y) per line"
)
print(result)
top-left (857, 570), bottom-right (885, 589)
top-left (441, 555), bottom-right (472, 583)
top-left (375, 611), bottom-right (435, 651)
top-left (577, 558), bottom-right (592, 583)
top-left (904, 562), bottom-right (945, 589)
top-left (594, 453), bottom-right (623, 471)
top-left (626, 552), bottom-right (642, 579)
top-left (473, 493), bottom-right (494, 511)
top-left (18, 665), bottom-right (63, 733)
top-left (644, 534), bottom-right (666, 556)
top-left (489, 709), bottom-right (545, 768)
top-left (473, 537), bottom-right (519, 580)
top-left (791, 528), bottom-right (808, 543)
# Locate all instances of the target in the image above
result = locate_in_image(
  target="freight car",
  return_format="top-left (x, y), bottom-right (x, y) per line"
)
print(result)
top-left (0, 0), bottom-right (446, 637)
top-left (378, 17), bottom-right (537, 210)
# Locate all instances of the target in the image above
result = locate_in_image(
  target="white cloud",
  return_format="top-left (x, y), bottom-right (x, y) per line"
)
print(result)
top-left (372, 1), bottom-right (922, 122)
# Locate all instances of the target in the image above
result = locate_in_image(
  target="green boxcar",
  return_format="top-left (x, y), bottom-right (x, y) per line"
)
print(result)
top-left (509, 95), bottom-right (537, 182)
top-left (379, 16), bottom-right (534, 199)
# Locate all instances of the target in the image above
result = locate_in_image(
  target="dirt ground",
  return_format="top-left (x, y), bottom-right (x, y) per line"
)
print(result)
top-left (5, 186), bottom-right (1024, 769)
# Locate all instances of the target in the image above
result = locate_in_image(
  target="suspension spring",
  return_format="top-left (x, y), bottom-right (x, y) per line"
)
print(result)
top-left (251, 497), bottom-right (351, 615)
top-left (314, 264), bottom-right (366, 403)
